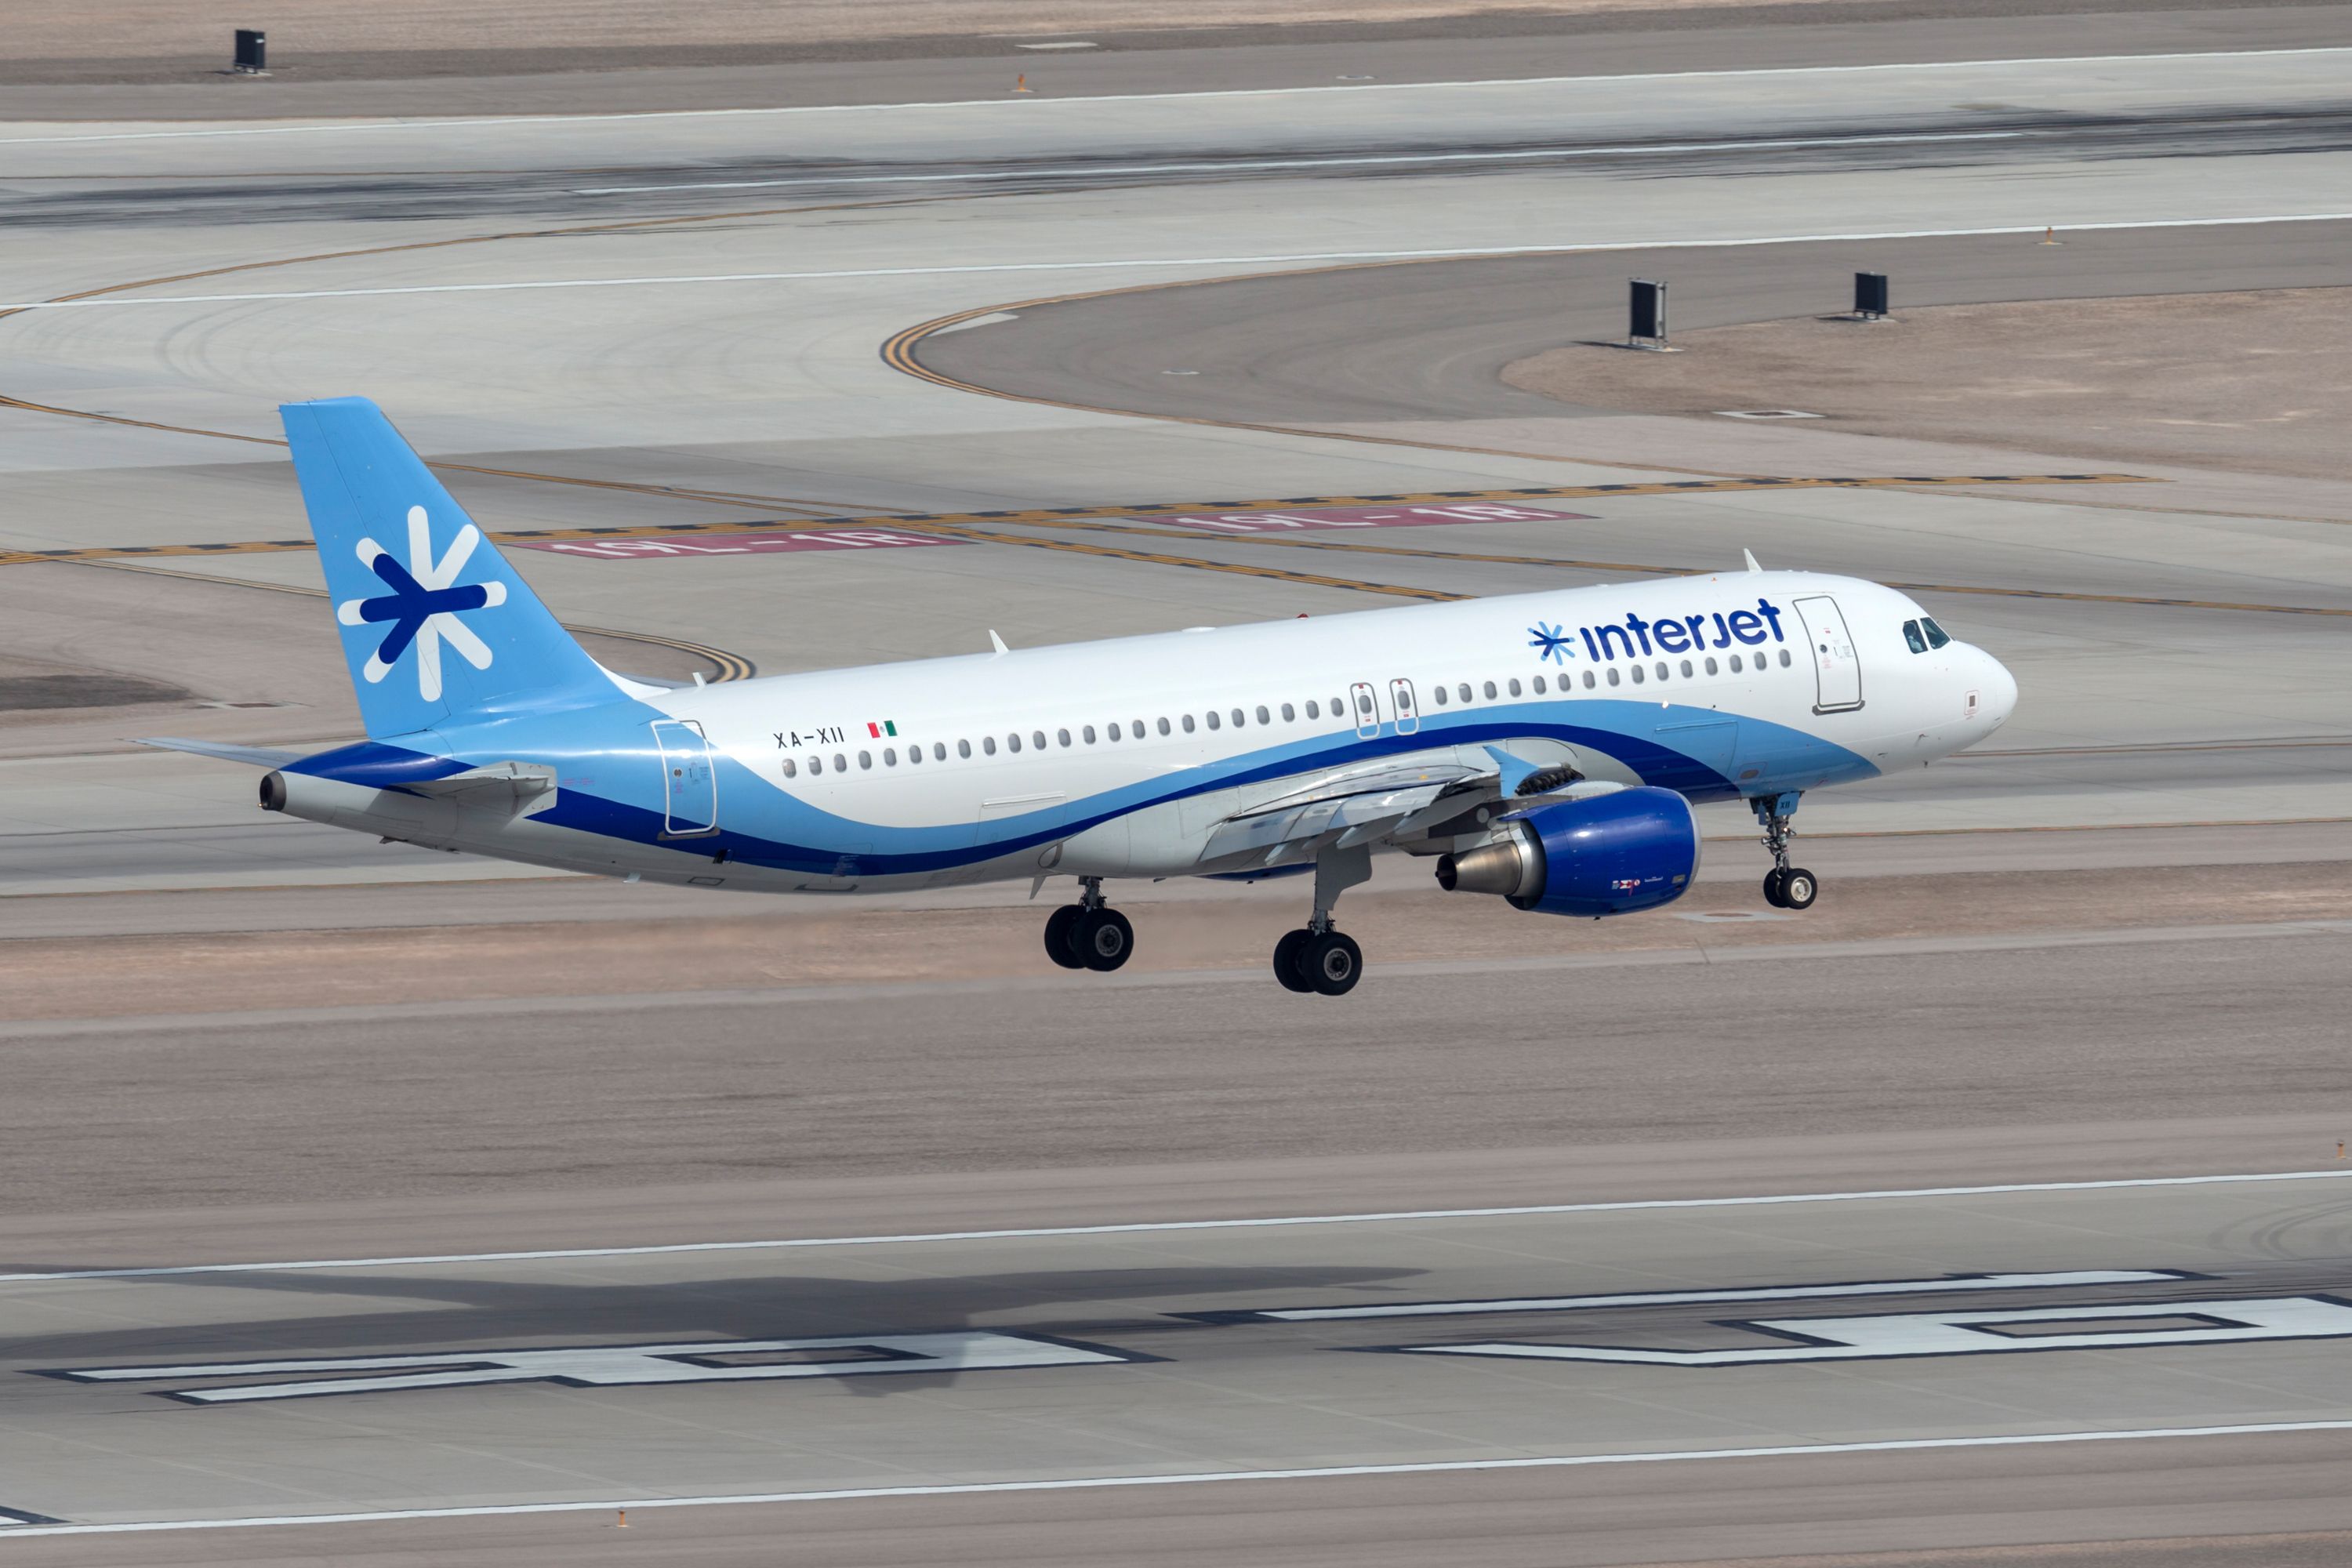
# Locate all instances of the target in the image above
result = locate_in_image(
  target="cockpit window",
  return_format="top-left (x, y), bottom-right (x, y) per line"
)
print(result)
top-left (1903, 619), bottom-right (1928, 655)
top-left (1920, 616), bottom-right (1951, 649)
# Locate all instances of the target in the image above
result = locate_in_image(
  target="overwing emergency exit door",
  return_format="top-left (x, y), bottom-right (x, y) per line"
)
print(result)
top-left (652, 719), bottom-right (719, 837)
top-left (1791, 594), bottom-right (1864, 713)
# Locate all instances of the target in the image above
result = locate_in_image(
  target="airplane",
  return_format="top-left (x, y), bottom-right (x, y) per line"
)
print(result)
top-left (147, 397), bottom-right (2017, 996)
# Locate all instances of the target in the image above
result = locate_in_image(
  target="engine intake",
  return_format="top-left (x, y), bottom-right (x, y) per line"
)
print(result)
top-left (1435, 786), bottom-right (1699, 917)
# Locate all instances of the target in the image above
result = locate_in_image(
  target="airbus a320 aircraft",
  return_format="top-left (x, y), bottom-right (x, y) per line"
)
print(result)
top-left (150, 399), bottom-right (2016, 996)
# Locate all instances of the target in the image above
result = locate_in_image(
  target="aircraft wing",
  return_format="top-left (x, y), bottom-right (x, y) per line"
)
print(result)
top-left (1198, 749), bottom-right (1499, 866)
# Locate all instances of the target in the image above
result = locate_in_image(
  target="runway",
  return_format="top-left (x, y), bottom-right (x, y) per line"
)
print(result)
top-left (5, 2), bottom-right (2352, 1560)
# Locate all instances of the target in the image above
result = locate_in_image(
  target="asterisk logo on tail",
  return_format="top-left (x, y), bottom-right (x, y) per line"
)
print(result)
top-left (335, 504), bottom-right (507, 702)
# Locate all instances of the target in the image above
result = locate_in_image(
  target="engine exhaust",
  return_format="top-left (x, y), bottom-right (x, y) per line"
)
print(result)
top-left (1435, 827), bottom-right (1542, 901)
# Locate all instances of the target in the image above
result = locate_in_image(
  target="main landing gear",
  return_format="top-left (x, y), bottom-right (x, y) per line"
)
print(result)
top-left (1044, 877), bottom-right (1133, 972)
top-left (1274, 843), bottom-right (1372, 997)
top-left (1752, 792), bottom-right (1819, 911)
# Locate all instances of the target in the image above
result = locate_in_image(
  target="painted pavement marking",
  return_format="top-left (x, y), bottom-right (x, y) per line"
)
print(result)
top-left (1, 1169), bottom-right (2345, 1285)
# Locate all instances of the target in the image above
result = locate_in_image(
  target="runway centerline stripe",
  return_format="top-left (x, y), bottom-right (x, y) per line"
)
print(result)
top-left (0, 1169), bottom-right (2343, 1283)
top-left (7, 215), bottom-right (2352, 311)
top-left (6, 1421), bottom-right (2352, 1534)
top-left (2, 45), bottom-right (2344, 144)
top-left (574, 131), bottom-right (2024, 194)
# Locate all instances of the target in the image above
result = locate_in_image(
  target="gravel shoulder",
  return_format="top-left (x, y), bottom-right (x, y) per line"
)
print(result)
top-left (1503, 289), bottom-right (2352, 481)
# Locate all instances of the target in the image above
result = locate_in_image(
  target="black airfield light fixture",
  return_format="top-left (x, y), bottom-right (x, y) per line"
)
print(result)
top-left (1853, 270), bottom-right (1891, 321)
top-left (232, 29), bottom-right (267, 74)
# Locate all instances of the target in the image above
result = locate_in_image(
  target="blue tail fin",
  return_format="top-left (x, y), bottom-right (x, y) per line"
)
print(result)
top-left (281, 397), bottom-right (615, 739)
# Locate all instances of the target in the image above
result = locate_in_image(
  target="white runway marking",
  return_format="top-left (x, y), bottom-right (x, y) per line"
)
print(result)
top-left (0, 1170), bottom-right (2343, 1284)
top-left (0, 47), bottom-right (2343, 145)
top-left (4, 213), bottom-right (2351, 314)
top-left (5, 1421), bottom-right (2352, 1536)
top-left (573, 130), bottom-right (2024, 195)
top-left (1254, 1269), bottom-right (2190, 1319)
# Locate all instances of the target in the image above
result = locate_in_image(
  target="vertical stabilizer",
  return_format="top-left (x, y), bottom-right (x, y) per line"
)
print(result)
top-left (281, 397), bottom-right (613, 738)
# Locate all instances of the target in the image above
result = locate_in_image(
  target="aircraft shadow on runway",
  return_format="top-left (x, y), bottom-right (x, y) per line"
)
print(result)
top-left (0, 1262), bottom-right (1428, 1400)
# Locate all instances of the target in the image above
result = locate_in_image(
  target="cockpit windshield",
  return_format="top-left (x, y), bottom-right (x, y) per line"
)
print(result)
top-left (1920, 617), bottom-right (1951, 649)
top-left (1903, 619), bottom-right (1928, 654)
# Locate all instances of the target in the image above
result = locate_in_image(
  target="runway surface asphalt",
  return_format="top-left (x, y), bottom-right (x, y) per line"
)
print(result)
top-left (4, 4), bottom-right (2352, 1561)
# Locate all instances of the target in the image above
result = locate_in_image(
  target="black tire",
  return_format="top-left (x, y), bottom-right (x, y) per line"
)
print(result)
top-left (1080, 907), bottom-right (1134, 971)
top-left (1762, 868), bottom-right (1788, 908)
top-left (1044, 904), bottom-right (1086, 969)
top-left (1307, 931), bottom-right (1363, 996)
top-left (1273, 928), bottom-right (1314, 993)
top-left (1780, 868), bottom-right (1819, 910)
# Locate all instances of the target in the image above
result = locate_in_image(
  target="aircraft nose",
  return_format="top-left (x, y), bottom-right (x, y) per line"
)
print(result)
top-left (1975, 648), bottom-right (2017, 730)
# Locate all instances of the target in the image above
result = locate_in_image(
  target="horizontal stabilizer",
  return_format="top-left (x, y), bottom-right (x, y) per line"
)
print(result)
top-left (135, 736), bottom-right (307, 769)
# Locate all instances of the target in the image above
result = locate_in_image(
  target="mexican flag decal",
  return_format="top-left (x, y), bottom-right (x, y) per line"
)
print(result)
top-left (866, 720), bottom-right (898, 738)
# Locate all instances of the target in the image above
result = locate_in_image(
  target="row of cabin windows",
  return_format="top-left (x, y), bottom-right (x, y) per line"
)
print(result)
top-left (782, 696), bottom-right (1347, 777)
top-left (775, 648), bottom-right (1794, 779)
top-left (1428, 648), bottom-right (1789, 706)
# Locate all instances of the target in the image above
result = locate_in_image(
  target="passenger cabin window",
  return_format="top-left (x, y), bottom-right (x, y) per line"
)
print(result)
top-left (982, 736), bottom-right (997, 755)
top-left (1232, 708), bottom-right (1246, 728)
top-left (1181, 714), bottom-right (1196, 733)
top-left (1281, 702), bottom-right (1295, 721)
top-left (1582, 670), bottom-right (1596, 689)
top-left (1630, 665), bottom-right (1645, 684)
top-left (959, 739), bottom-right (973, 758)
top-left (1903, 619), bottom-right (1929, 654)
top-left (833, 752), bottom-right (848, 771)
top-left (1058, 728), bottom-right (1071, 747)
top-left (1533, 675), bottom-right (1547, 694)
top-left (1921, 616), bottom-right (1952, 649)
top-left (782, 758), bottom-right (798, 777)
top-left (1207, 710), bottom-right (1221, 730)
top-left (1083, 725), bottom-right (1096, 743)
top-left (1679, 659), bottom-right (1693, 677)
top-left (1158, 717), bottom-right (1171, 735)
top-left (1256, 706), bottom-right (1270, 725)
top-left (1432, 685), bottom-right (1449, 706)
top-left (1007, 733), bottom-right (1022, 753)
top-left (858, 750), bottom-right (873, 768)
top-left (1779, 648), bottom-right (1793, 666)
top-left (1033, 730), bottom-right (1047, 750)
top-left (1457, 683), bottom-right (1472, 704)
top-left (1606, 668), bottom-right (1621, 687)
top-left (1729, 655), bottom-right (1743, 672)
top-left (1507, 678), bottom-right (1522, 697)
top-left (907, 746), bottom-right (920, 765)
top-left (1704, 656), bottom-right (1719, 675)
top-left (883, 748), bottom-right (896, 765)
top-left (934, 742), bottom-right (947, 760)
top-left (1109, 722), bottom-right (1122, 741)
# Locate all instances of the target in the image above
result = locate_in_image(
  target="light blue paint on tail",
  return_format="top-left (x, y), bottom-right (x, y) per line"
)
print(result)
top-left (281, 397), bottom-right (615, 739)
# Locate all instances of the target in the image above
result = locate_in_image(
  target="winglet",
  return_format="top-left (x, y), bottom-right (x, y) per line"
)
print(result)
top-left (1742, 549), bottom-right (1762, 572)
top-left (989, 630), bottom-right (1010, 655)
top-left (1481, 744), bottom-right (1540, 797)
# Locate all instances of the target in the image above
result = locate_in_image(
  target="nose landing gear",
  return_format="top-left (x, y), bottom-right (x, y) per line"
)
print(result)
top-left (1044, 878), bottom-right (1133, 971)
top-left (1753, 792), bottom-right (1818, 910)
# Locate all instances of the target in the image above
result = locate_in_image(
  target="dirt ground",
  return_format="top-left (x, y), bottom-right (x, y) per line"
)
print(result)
top-left (5, 0), bottom-right (1846, 78)
top-left (1504, 288), bottom-right (2352, 481)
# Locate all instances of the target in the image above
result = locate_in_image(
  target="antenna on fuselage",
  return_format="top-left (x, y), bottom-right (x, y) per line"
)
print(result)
top-left (989, 630), bottom-right (1010, 655)
top-left (1742, 549), bottom-right (1762, 572)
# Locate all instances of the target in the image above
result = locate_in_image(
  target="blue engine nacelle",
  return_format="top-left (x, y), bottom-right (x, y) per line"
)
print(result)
top-left (1433, 786), bottom-right (1699, 916)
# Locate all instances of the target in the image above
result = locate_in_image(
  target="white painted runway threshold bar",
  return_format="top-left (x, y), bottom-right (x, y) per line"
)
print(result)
top-left (2, 1168), bottom-right (2344, 1283)
top-left (2, 214), bottom-right (2350, 313)
top-left (7, 1422), bottom-right (2352, 1536)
